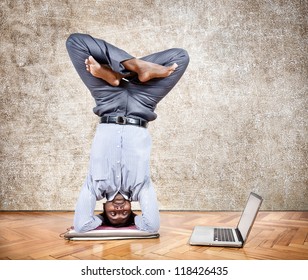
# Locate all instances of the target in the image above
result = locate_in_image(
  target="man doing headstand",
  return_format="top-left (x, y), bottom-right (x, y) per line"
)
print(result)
top-left (66, 33), bottom-right (189, 232)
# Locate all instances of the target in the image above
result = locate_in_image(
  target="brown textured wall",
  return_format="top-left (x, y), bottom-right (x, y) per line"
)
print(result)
top-left (1, 0), bottom-right (307, 211)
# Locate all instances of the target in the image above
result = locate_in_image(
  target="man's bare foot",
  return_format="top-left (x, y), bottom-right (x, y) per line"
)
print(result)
top-left (122, 58), bottom-right (178, 83)
top-left (85, 56), bottom-right (123, 86)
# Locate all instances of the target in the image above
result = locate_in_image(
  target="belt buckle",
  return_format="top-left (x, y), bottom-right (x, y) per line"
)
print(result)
top-left (116, 116), bottom-right (126, 125)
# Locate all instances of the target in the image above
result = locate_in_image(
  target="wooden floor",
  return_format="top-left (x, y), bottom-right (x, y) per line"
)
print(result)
top-left (0, 211), bottom-right (307, 260)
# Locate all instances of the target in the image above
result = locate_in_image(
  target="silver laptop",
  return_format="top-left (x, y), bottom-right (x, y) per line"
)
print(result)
top-left (189, 192), bottom-right (263, 247)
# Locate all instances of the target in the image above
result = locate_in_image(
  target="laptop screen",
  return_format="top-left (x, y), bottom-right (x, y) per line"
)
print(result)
top-left (237, 193), bottom-right (263, 241)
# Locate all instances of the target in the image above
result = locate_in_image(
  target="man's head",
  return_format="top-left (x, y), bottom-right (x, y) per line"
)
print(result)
top-left (101, 193), bottom-right (136, 227)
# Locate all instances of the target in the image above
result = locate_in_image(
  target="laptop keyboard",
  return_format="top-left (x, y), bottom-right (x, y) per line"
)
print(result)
top-left (214, 228), bottom-right (235, 242)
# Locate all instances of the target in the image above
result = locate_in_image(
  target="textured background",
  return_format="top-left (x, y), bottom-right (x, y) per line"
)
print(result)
top-left (1, 0), bottom-right (307, 211)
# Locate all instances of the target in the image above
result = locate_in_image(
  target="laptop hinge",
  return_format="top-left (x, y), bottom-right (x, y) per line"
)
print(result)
top-left (235, 228), bottom-right (244, 243)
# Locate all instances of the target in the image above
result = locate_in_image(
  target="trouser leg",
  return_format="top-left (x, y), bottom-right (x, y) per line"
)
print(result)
top-left (126, 48), bottom-right (190, 110)
top-left (66, 33), bottom-right (134, 92)
top-left (66, 33), bottom-right (190, 116)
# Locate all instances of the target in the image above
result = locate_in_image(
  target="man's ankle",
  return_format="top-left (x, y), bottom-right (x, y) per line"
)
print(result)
top-left (122, 58), bottom-right (139, 72)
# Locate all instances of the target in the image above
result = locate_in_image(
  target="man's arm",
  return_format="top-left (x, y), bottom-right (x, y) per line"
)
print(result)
top-left (73, 175), bottom-right (103, 232)
top-left (134, 182), bottom-right (160, 233)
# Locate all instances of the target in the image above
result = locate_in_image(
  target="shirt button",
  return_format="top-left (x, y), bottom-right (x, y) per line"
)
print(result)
top-left (117, 145), bottom-right (120, 148)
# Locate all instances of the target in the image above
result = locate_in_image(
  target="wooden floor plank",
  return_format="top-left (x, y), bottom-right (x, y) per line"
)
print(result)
top-left (300, 212), bottom-right (308, 220)
top-left (0, 211), bottom-right (307, 260)
top-left (293, 230), bottom-right (308, 247)
top-left (273, 244), bottom-right (308, 254)
top-left (276, 228), bottom-right (299, 246)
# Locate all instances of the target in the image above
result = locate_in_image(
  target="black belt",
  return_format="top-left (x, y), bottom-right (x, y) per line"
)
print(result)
top-left (100, 116), bottom-right (148, 128)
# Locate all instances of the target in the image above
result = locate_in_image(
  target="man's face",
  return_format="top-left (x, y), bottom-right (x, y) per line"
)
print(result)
top-left (104, 193), bottom-right (132, 226)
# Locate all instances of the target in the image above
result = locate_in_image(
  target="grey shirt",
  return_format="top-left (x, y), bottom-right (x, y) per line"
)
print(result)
top-left (73, 123), bottom-right (160, 232)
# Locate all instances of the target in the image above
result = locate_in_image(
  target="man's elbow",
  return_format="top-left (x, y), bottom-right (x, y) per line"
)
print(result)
top-left (73, 221), bottom-right (87, 233)
top-left (134, 215), bottom-right (160, 233)
top-left (73, 218), bottom-right (95, 233)
top-left (148, 222), bottom-right (160, 233)
top-left (144, 218), bottom-right (160, 233)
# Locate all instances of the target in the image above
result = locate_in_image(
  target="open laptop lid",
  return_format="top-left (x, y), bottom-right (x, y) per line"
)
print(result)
top-left (236, 192), bottom-right (263, 244)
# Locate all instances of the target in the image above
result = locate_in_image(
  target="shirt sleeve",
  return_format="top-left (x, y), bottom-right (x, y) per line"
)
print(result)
top-left (134, 182), bottom-right (160, 233)
top-left (73, 175), bottom-right (103, 232)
